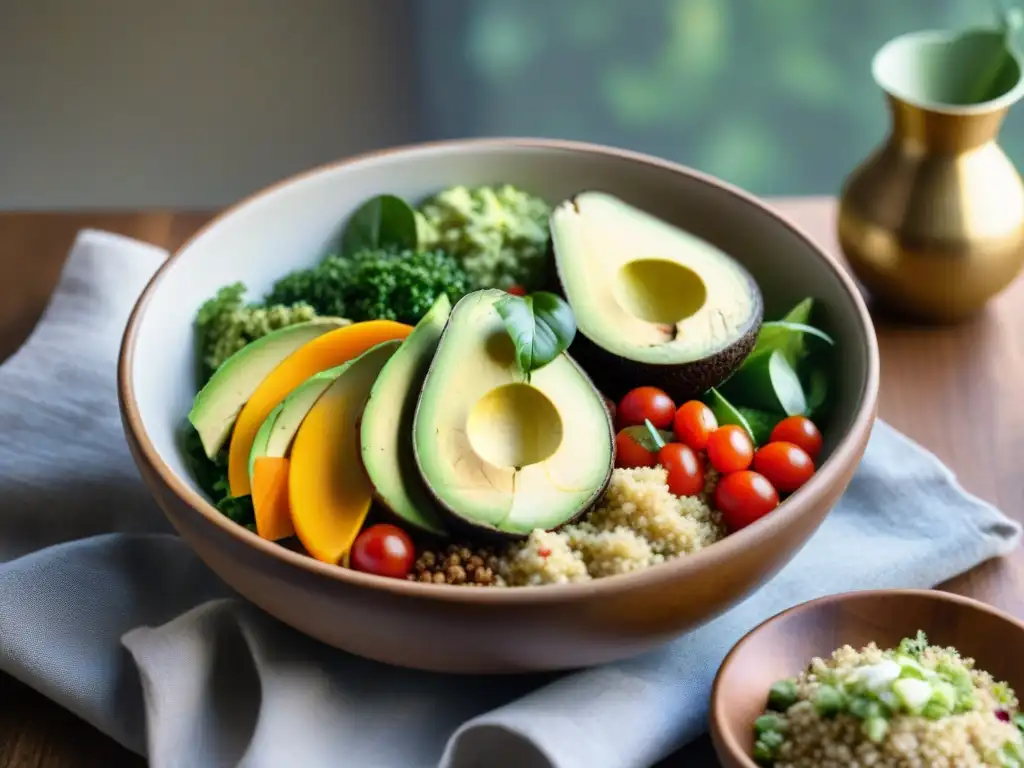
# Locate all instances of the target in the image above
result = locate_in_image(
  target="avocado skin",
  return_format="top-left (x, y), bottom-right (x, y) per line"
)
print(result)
top-left (544, 237), bottom-right (764, 404)
top-left (412, 298), bottom-right (616, 541)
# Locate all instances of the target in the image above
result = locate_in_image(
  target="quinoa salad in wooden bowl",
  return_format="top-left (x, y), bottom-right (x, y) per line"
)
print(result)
top-left (711, 589), bottom-right (1024, 768)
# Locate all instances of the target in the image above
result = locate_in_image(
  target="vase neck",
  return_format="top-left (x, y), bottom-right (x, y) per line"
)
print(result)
top-left (887, 94), bottom-right (1009, 152)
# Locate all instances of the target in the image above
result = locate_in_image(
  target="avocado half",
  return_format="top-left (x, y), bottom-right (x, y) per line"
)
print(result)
top-left (412, 289), bottom-right (615, 540)
top-left (548, 192), bottom-right (763, 403)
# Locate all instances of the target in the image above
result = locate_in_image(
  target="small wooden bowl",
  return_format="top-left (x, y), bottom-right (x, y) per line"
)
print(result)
top-left (710, 589), bottom-right (1024, 768)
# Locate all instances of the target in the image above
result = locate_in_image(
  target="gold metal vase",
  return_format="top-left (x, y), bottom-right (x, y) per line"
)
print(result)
top-left (838, 24), bottom-right (1024, 323)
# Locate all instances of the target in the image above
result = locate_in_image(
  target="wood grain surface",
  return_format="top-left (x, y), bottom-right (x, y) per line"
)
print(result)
top-left (0, 199), bottom-right (1021, 767)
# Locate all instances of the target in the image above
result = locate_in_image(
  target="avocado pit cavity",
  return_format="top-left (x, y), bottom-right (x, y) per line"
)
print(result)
top-left (467, 383), bottom-right (564, 470)
top-left (614, 258), bottom-right (708, 331)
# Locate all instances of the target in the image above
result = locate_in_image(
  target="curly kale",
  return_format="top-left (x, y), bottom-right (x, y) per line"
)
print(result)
top-left (264, 248), bottom-right (470, 326)
top-left (195, 282), bottom-right (317, 382)
top-left (181, 423), bottom-right (255, 530)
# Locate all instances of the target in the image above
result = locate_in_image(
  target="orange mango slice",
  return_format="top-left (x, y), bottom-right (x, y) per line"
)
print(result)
top-left (289, 341), bottom-right (401, 564)
top-left (252, 457), bottom-right (293, 541)
top-left (227, 320), bottom-right (412, 497)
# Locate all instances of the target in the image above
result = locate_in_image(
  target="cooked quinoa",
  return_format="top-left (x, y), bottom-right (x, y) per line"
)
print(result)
top-left (754, 631), bottom-right (1024, 767)
top-left (498, 466), bottom-right (724, 587)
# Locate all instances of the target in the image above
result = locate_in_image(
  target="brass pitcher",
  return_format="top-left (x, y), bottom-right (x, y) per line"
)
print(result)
top-left (838, 15), bottom-right (1024, 323)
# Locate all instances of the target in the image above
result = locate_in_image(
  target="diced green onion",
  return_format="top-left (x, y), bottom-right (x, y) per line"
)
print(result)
top-left (755, 714), bottom-right (786, 736)
top-left (922, 700), bottom-right (950, 720)
top-left (814, 684), bottom-right (847, 718)
top-left (863, 716), bottom-right (889, 743)
top-left (849, 695), bottom-right (886, 721)
top-left (768, 679), bottom-right (799, 711)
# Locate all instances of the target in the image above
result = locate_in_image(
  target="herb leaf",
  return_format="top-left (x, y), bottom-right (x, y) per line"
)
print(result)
top-left (495, 291), bottom-right (576, 374)
top-left (341, 194), bottom-right (419, 257)
top-left (703, 387), bottom-right (757, 444)
top-left (721, 349), bottom-right (807, 416)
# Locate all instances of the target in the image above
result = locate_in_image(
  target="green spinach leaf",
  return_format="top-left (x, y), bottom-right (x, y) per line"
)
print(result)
top-left (737, 407), bottom-right (786, 446)
top-left (341, 194), bottom-right (419, 257)
top-left (721, 349), bottom-right (807, 416)
top-left (703, 387), bottom-right (756, 444)
top-left (495, 291), bottom-right (576, 374)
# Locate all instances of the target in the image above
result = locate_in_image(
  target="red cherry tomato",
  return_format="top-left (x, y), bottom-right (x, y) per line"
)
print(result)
top-left (349, 524), bottom-right (415, 579)
top-left (658, 443), bottom-right (705, 497)
top-left (770, 416), bottom-right (823, 461)
top-left (673, 400), bottom-right (718, 451)
top-left (506, 284), bottom-right (527, 296)
top-left (706, 425), bottom-right (755, 474)
top-left (714, 471), bottom-right (780, 531)
top-left (617, 386), bottom-right (676, 429)
top-left (753, 441), bottom-right (815, 493)
top-left (615, 428), bottom-right (658, 469)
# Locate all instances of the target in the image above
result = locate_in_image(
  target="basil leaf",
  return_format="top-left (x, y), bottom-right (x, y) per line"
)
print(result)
top-left (804, 364), bottom-right (830, 416)
top-left (753, 298), bottom-right (825, 365)
top-left (495, 291), bottom-right (576, 374)
top-left (341, 194), bottom-right (419, 257)
top-left (782, 298), bottom-right (814, 325)
top-left (621, 424), bottom-right (674, 453)
top-left (703, 387), bottom-right (756, 444)
top-left (720, 349), bottom-right (807, 416)
top-left (737, 407), bottom-right (785, 446)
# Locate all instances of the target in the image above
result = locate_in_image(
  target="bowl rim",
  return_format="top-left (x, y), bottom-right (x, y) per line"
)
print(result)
top-left (117, 135), bottom-right (880, 604)
top-left (710, 587), bottom-right (1024, 767)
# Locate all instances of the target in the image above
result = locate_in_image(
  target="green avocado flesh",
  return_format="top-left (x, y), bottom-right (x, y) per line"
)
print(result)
top-left (412, 289), bottom-right (614, 537)
top-left (549, 191), bottom-right (763, 399)
top-left (244, 345), bottom-right (406, 481)
top-left (360, 295), bottom-right (451, 536)
top-left (188, 317), bottom-right (350, 459)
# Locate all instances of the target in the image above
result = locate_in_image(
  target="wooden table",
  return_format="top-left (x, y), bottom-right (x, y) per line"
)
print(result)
top-left (1, 199), bottom-right (1021, 767)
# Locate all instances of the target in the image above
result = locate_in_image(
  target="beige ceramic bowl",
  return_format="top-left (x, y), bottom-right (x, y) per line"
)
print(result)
top-left (118, 138), bottom-right (880, 674)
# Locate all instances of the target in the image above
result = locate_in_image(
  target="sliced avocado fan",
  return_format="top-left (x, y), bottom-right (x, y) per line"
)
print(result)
top-left (188, 317), bottom-right (350, 459)
top-left (360, 294), bottom-right (452, 536)
top-left (246, 359), bottom-right (369, 481)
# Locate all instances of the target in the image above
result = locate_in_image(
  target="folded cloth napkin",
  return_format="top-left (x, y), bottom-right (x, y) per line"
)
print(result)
top-left (1, 230), bottom-right (1020, 768)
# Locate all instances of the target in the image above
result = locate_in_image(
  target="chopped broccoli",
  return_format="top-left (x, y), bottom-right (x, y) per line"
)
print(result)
top-left (195, 282), bottom-right (317, 382)
top-left (264, 248), bottom-right (470, 326)
top-left (417, 184), bottom-right (551, 291)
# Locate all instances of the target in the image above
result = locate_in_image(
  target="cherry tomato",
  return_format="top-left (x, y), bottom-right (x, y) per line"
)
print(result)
top-left (753, 441), bottom-right (815, 493)
top-left (706, 425), bottom-right (754, 474)
top-left (714, 471), bottom-right (780, 531)
top-left (770, 416), bottom-right (823, 461)
top-left (658, 443), bottom-right (705, 497)
top-left (617, 386), bottom-right (676, 429)
top-left (506, 284), bottom-right (527, 296)
top-left (673, 400), bottom-right (718, 451)
top-left (350, 524), bottom-right (415, 579)
top-left (615, 428), bottom-right (658, 468)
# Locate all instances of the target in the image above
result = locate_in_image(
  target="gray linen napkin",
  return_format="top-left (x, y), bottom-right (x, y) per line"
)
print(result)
top-left (1, 230), bottom-right (1020, 768)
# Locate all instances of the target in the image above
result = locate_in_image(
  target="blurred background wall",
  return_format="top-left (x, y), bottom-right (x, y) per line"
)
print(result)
top-left (1, 0), bottom-right (1019, 209)
top-left (0, 0), bottom-right (420, 209)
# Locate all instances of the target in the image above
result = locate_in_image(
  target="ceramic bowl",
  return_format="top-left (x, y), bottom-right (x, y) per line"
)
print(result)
top-left (710, 589), bottom-right (1024, 767)
top-left (117, 138), bottom-right (879, 673)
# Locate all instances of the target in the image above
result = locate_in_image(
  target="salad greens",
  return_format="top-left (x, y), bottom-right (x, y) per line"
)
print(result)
top-left (495, 291), bottom-right (577, 375)
top-left (706, 298), bottom-right (834, 447)
top-left (340, 194), bottom-right (419, 257)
